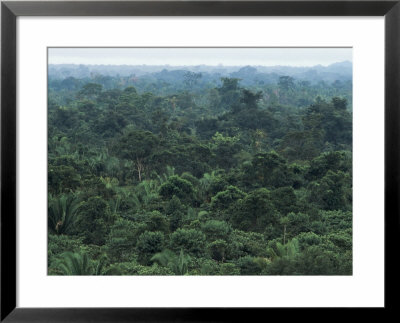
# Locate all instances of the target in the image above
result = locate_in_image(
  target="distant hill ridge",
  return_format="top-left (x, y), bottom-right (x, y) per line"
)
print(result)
top-left (48, 61), bottom-right (352, 84)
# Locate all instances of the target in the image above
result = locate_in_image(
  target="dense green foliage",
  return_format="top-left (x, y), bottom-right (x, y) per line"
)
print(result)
top-left (48, 65), bottom-right (352, 275)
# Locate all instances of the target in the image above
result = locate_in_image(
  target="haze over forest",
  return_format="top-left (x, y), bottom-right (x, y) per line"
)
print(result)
top-left (49, 61), bottom-right (352, 83)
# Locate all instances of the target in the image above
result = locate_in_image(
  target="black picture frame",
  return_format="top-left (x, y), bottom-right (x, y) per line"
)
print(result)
top-left (1, 1), bottom-right (399, 321)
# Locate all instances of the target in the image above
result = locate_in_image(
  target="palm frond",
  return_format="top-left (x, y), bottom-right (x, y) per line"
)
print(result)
top-left (57, 252), bottom-right (94, 275)
top-left (48, 193), bottom-right (82, 235)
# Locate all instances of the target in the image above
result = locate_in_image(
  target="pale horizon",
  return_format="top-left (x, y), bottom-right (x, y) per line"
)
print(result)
top-left (48, 47), bottom-right (352, 67)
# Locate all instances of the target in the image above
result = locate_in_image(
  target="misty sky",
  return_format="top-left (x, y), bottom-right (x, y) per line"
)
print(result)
top-left (48, 48), bottom-right (352, 67)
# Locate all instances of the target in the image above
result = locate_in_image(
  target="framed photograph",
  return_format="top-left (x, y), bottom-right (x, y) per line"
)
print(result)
top-left (1, 0), bottom-right (398, 321)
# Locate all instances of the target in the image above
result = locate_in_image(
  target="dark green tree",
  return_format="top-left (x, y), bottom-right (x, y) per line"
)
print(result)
top-left (231, 188), bottom-right (278, 232)
top-left (112, 130), bottom-right (159, 182)
top-left (75, 196), bottom-right (114, 245)
top-left (170, 228), bottom-right (206, 257)
top-left (136, 231), bottom-right (165, 265)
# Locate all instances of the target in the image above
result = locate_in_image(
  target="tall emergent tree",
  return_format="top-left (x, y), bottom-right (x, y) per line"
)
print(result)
top-left (111, 129), bottom-right (159, 182)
